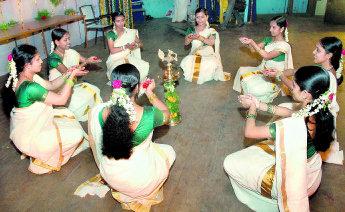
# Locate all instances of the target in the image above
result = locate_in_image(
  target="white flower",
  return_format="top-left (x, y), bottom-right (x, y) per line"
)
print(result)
top-left (107, 88), bottom-right (136, 122)
top-left (284, 28), bottom-right (289, 42)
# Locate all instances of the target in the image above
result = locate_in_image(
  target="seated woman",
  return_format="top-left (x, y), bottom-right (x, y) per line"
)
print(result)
top-left (180, 8), bottom-right (230, 84)
top-left (1, 44), bottom-right (87, 174)
top-left (233, 16), bottom-right (293, 103)
top-left (46, 28), bottom-right (103, 122)
top-left (266, 37), bottom-right (343, 164)
top-left (88, 64), bottom-right (175, 210)
top-left (106, 12), bottom-right (149, 82)
top-left (224, 66), bottom-right (335, 211)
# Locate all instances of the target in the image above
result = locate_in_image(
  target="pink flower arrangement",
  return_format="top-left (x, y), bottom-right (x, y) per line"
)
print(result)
top-left (7, 54), bottom-right (12, 61)
top-left (341, 49), bottom-right (345, 56)
top-left (112, 80), bottom-right (122, 89)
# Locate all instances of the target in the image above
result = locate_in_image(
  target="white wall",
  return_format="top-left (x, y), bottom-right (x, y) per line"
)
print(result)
top-left (0, 0), bottom-right (100, 76)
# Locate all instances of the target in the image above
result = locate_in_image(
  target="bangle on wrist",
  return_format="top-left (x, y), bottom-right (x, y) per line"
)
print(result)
top-left (246, 113), bottom-right (257, 119)
top-left (267, 104), bottom-right (277, 115)
top-left (147, 93), bottom-right (157, 103)
top-left (66, 78), bottom-right (75, 87)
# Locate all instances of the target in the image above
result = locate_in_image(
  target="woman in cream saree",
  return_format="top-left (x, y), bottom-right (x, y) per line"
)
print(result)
top-left (3, 44), bottom-right (87, 174)
top-left (47, 28), bottom-right (103, 122)
top-left (233, 16), bottom-right (293, 103)
top-left (224, 66), bottom-right (335, 211)
top-left (180, 8), bottom-right (230, 84)
top-left (84, 64), bottom-right (175, 211)
top-left (106, 12), bottom-right (149, 82)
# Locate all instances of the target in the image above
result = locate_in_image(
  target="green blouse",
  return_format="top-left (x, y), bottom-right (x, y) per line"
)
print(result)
top-left (269, 123), bottom-right (316, 159)
top-left (47, 52), bottom-right (63, 70)
top-left (262, 37), bottom-right (285, 62)
top-left (16, 81), bottom-right (48, 108)
top-left (106, 31), bottom-right (118, 41)
top-left (99, 106), bottom-right (165, 146)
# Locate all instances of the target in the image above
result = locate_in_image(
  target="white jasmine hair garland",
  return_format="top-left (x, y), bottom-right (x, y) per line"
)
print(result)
top-left (104, 80), bottom-right (136, 123)
top-left (336, 49), bottom-right (345, 79)
top-left (5, 54), bottom-right (18, 91)
top-left (50, 41), bottom-right (55, 54)
top-left (284, 27), bottom-right (289, 42)
top-left (292, 90), bottom-right (334, 118)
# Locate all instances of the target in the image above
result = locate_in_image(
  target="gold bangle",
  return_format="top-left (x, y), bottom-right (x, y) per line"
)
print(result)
top-left (246, 113), bottom-right (257, 119)
top-left (148, 93), bottom-right (157, 103)
top-left (66, 78), bottom-right (74, 87)
top-left (267, 104), bottom-right (277, 115)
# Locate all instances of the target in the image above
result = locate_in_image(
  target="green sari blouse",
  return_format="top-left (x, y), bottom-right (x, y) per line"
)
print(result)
top-left (262, 37), bottom-right (286, 62)
top-left (16, 81), bottom-right (48, 108)
top-left (99, 106), bottom-right (165, 146)
top-left (47, 52), bottom-right (63, 70)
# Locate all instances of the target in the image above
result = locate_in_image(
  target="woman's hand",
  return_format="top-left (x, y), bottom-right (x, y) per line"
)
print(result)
top-left (239, 37), bottom-right (253, 45)
top-left (145, 79), bottom-right (156, 94)
top-left (87, 56), bottom-right (102, 63)
top-left (69, 66), bottom-right (89, 78)
top-left (238, 94), bottom-right (259, 109)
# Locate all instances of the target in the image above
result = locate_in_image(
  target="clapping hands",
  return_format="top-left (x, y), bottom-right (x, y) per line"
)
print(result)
top-left (238, 94), bottom-right (260, 109)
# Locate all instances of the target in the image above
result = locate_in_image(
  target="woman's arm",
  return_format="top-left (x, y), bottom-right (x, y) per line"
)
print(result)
top-left (244, 104), bottom-right (271, 139)
top-left (44, 68), bottom-right (86, 106)
top-left (198, 34), bottom-right (215, 46)
top-left (239, 94), bottom-right (293, 118)
top-left (264, 68), bottom-right (296, 90)
top-left (108, 39), bottom-right (128, 54)
top-left (144, 80), bottom-right (170, 124)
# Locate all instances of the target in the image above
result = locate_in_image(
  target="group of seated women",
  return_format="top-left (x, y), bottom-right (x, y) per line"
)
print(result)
top-left (1, 6), bottom-right (344, 212)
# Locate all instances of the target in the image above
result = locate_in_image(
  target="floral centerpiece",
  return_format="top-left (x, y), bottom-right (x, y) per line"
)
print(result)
top-left (158, 49), bottom-right (181, 126)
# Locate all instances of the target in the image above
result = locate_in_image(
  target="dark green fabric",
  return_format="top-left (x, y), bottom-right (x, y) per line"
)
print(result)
top-left (99, 106), bottom-right (164, 146)
top-left (106, 31), bottom-right (118, 41)
top-left (132, 106), bottom-right (164, 146)
top-left (47, 52), bottom-right (62, 70)
top-left (16, 81), bottom-right (48, 108)
top-left (269, 123), bottom-right (316, 159)
top-left (185, 27), bottom-right (195, 36)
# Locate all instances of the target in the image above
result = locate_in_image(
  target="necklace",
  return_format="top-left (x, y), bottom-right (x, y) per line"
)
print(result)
top-left (55, 48), bottom-right (65, 58)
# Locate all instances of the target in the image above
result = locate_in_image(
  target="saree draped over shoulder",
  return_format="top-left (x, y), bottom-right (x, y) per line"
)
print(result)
top-left (278, 71), bottom-right (343, 165)
top-left (180, 27), bottom-right (230, 84)
top-left (224, 117), bottom-right (321, 212)
top-left (88, 104), bottom-right (175, 211)
top-left (10, 98), bottom-right (84, 174)
top-left (233, 38), bottom-right (293, 103)
top-left (45, 49), bottom-right (102, 122)
top-left (106, 27), bottom-right (149, 82)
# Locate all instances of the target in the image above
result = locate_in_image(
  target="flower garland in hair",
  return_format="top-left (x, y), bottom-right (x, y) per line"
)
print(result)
top-left (292, 90), bottom-right (334, 118)
top-left (284, 20), bottom-right (289, 42)
top-left (105, 80), bottom-right (136, 122)
top-left (336, 49), bottom-right (345, 79)
top-left (50, 41), bottom-right (55, 54)
top-left (5, 54), bottom-right (18, 91)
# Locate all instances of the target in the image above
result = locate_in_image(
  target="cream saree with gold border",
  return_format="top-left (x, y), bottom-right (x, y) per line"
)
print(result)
top-left (224, 117), bottom-right (321, 211)
top-left (10, 102), bottom-right (84, 174)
